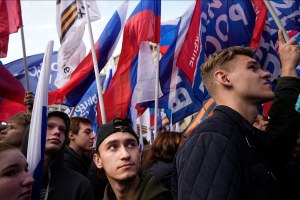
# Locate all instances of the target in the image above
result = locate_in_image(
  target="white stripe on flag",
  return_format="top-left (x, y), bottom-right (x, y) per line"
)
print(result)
top-left (27, 40), bottom-right (53, 198)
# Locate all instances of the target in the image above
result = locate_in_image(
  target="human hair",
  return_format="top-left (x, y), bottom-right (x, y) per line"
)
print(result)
top-left (0, 143), bottom-right (18, 154)
top-left (201, 46), bottom-right (254, 96)
top-left (142, 131), bottom-right (185, 169)
top-left (69, 117), bottom-right (92, 135)
top-left (67, 117), bottom-right (92, 145)
top-left (8, 112), bottom-right (31, 127)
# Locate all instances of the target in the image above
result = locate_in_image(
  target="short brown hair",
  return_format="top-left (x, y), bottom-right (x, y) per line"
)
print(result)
top-left (70, 117), bottom-right (92, 135)
top-left (9, 112), bottom-right (31, 127)
top-left (142, 131), bottom-right (185, 169)
top-left (201, 46), bottom-right (254, 96)
top-left (68, 117), bottom-right (92, 144)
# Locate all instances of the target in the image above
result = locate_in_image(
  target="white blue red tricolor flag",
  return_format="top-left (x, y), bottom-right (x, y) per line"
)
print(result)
top-left (27, 41), bottom-right (53, 200)
top-left (100, 0), bottom-right (161, 124)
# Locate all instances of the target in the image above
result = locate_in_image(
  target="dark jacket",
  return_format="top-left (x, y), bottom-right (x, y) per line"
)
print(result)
top-left (145, 160), bottom-right (173, 190)
top-left (266, 77), bottom-right (300, 200)
top-left (40, 150), bottom-right (95, 200)
top-left (103, 173), bottom-right (172, 200)
top-left (172, 77), bottom-right (300, 200)
top-left (64, 145), bottom-right (91, 176)
top-left (21, 130), bottom-right (95, 200)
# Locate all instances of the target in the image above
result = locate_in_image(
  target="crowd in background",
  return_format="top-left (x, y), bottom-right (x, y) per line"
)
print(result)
top-left (0, 30), bottom-right (300, 200)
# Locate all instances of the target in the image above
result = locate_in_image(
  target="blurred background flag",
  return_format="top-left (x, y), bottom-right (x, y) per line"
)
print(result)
top-left (0, 0), bottom-right (22, 58)
top-left (55, 0), bottom-right (100, 88)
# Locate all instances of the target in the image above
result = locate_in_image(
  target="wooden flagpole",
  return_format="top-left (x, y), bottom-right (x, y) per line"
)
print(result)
top-left (83, 0), bottom-right (106, 124)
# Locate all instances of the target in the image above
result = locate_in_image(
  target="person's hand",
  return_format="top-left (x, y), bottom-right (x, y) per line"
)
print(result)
top-left (278, 29), bottom-right (300, 77)
top-left (24, 91), bottom-right (34, 113)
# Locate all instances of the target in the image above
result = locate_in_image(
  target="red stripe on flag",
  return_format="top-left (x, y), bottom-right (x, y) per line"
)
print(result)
top-left (176, 0), bottom-right (200, 84)
top-left (0, 0), bottom-right (22, 58)
top-left (250, 0), bottom-right (268, 49)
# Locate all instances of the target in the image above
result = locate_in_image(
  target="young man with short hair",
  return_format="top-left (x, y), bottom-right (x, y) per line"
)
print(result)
top-left (0, 112), bottom-right (31, 149)
top-left (93, 118), bottom-right (172, 200)
top-left (173, 30), bottom-right (300, 200)
top-left (64, 116), bottom-right (95, 176)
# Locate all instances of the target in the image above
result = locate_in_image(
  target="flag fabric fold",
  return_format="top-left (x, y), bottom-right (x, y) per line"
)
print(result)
top-left (27, 41), bottom-right (54, 200)
top-left (55, 0), bottom-right (101, 87)
top-left (176, 0), bottom-right (201, 84)
top-left (4, 52), bottom-right (58, 94)
top-left (49, 0), bottom-right (128, 107)
top-left (0, 61), bottom-right (25, 104)
top-left (0, 0), bottom-right (22, 58)
top-left (100, 0), bottom-right (161, 124)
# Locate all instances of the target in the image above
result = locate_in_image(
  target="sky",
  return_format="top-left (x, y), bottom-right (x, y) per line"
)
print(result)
top-left (2, 0), bottom-right (193, 64)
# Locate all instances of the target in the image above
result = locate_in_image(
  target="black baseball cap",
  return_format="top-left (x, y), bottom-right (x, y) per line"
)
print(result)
top-left (95, 118), bottom-right (139, 150)
top-left (48, 111), bottom-right (70, 135)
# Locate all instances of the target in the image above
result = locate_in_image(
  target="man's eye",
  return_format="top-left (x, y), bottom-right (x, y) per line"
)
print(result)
top-left (108, 145), bottom-right (117, 151)
top-left (47, 124), bottom-right (53, 129)
top-left (59, 127), bottom-right (66, 133)
top-left (4, 170), bottom-right (17, 177)
top-left (128, 142), bottom-right (137, 149)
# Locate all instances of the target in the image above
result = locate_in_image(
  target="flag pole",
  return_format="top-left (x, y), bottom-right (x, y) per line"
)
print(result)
top-left (83, 0), bottom-right (106, 124)
top-left (20, 27), bottom-right (30, 91)
top-left (263, 0), bottom-right (290, 42)
top-left (154, 44), bottom-right (160, 139)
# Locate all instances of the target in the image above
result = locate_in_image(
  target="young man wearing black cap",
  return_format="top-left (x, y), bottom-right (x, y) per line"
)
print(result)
top-left (93, 118), bottom-right (172, 200)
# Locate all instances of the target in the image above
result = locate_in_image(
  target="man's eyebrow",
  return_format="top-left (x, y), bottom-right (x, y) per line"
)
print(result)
top-left (125, 138), bottom-right (137, 143)
top-left (104, 140), bottom-right (119, 147)
top-left (247, 60), bottom-right (259, 66)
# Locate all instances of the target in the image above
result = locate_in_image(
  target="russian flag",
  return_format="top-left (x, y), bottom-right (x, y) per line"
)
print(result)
top-left (99, 0), bottom-right (161, 124)
top-left (27, 41), bottom-right (53, 200)
top-left (49, 0), bottom-right (129, 107)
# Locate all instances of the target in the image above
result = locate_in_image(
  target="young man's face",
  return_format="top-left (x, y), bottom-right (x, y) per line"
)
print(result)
top-left (226, 55), bottom-right (275, 103)
top-left (0, 122), bottom-right (26, 147)
top-left (45, 116), bottom-right (66, 155)
top-left (70, 123), bottom-right (94, 152)
top-left (94, 132), bottom-right (140, 182)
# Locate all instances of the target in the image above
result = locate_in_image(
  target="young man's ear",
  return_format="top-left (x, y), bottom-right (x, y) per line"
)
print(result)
top-left (69, 131), bottom-right (75, 141)
top-left (214, 70), bottom-right (232, 87)
top-left (93, 153), bottom-right (102, 169)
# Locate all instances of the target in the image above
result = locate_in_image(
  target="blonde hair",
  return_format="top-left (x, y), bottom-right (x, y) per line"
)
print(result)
top-left (201, 46), bottom-right (254, 96)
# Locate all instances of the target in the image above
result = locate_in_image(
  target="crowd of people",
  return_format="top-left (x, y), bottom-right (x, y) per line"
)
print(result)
top-left (0, 29), bottom-right (299, 200)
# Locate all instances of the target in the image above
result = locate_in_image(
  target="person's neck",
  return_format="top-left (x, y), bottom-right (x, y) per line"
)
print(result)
top-left (109, 175), bottom-right (140, 200)
top-left (68, 143), bottom-right (83, 157)
top-left (217, 98), bottom-right (258, 124)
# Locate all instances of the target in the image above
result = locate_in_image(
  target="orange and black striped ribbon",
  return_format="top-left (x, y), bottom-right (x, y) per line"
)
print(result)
top-left (60, 0), bottom-right (78, 42)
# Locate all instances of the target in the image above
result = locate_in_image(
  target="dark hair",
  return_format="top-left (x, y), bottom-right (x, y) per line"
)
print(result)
top-left (70, 117), bottom-right (92, 134)
top-left (67, 117), bottom-right (92, 144)
top-left (142, 131), bottom-right (185, 169)
top-left (95, 118), bottom-right (138, 151)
